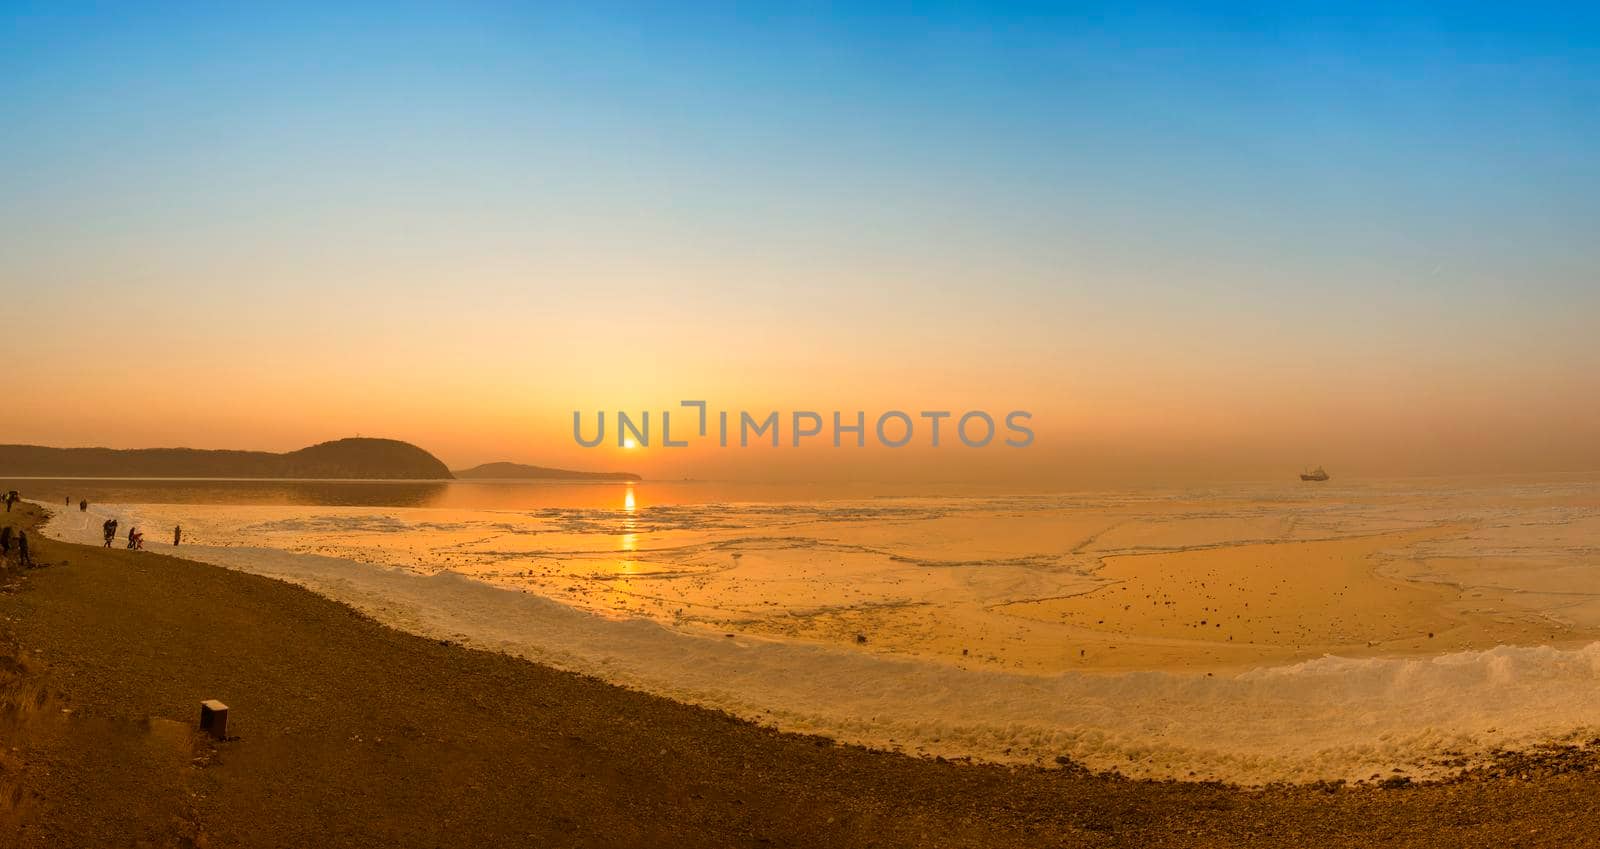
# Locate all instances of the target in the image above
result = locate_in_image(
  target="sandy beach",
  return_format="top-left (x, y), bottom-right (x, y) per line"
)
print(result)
top-left (3, 500), bottom-right (1600, 847)
top-left (19, 478), bottom-right (1600, 787)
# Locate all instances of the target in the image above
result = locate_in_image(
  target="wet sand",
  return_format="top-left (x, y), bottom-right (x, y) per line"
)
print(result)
top-left (5, 501), bottom-right (1600, 847)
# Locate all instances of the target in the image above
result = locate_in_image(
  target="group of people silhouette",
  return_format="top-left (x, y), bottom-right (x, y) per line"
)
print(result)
top-left (0, 491), bottom-right (188, 569)
top-left (101, 517), bottom-right (182, 549)
top-left (2, 491), bottom-right (31, 567)
top-left (0, 524), bottom-right (30, 568)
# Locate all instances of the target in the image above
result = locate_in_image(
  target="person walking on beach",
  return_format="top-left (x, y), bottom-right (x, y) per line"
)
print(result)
top-left (16, 532), bottom-right (29, 568)
top-left (127, 526), bottom-right (138, 549)
top-left (173, 525), bottom-right (182, 547)
top-left (103, 519), bottom-right (118, 547)
top-left (0, 526), bottom-right (11, 558)
top-left (79, 499), bottom-right (88, 512)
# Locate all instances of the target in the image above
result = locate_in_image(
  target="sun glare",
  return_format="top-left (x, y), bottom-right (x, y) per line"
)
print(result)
top-left (622, 437), bottom-right (638, 449)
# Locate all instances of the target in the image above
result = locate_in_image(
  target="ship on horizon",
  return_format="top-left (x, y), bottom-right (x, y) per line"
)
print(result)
top-left (1300, 466), bottom-right (1330, 482)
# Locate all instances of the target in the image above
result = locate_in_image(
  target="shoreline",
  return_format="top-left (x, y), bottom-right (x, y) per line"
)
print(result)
top-left (5, 501), bottom-right (1600, 845)
top-left (31, 497), bottom-right (1600, 786)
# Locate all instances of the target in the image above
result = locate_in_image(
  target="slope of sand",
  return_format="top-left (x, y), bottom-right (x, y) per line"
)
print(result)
top-left (8, 501), bottom-right (1600, 848)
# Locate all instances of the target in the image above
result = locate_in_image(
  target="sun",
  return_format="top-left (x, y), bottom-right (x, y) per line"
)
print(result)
top-left (622, 437), bottom-right (638, 449)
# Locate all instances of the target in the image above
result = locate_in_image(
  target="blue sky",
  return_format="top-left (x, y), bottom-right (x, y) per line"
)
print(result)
top-left (5, 2), bottom-right (1595, 295)
top-left (1, 2), bottom-right (1596, 478)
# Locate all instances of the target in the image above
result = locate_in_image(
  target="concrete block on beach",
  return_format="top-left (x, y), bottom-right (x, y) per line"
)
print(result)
top-left (200, 699), bottom-right (229, 739)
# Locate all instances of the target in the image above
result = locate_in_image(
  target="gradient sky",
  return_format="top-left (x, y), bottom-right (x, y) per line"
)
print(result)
top-left (2, 2), bottom-right (1596, 484)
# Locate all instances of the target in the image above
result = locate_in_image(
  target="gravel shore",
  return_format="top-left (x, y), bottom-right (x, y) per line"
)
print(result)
top-left (2, 501), bottom-right (1597, 848)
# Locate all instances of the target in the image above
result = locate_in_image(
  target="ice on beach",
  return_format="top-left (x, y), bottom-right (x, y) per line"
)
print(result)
top-left (37, 477), bottom-right (1600, 785)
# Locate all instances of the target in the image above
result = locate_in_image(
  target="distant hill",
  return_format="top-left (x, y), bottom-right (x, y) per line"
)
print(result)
top-left (0, 438), bottom-right (454, 480)
top-left (453, 462), bottom-right (639, 482)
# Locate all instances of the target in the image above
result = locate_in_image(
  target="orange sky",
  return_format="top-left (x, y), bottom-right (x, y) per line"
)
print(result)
top-left (5, 5), bottom-right (1598, 485)
top-left (9, 277), bottom-right (1597, 484)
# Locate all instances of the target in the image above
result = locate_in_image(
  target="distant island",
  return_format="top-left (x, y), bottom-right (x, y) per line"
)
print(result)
top-left (0, 439), bottom-right (641, 483)
top-left (453, 462), bottom-right (640, 482)
top-left (0, 438), bottom-right (454, 480)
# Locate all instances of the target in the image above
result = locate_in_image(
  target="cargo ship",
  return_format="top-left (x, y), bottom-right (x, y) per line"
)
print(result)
top-left (1300, 466), bottom-right (1329, 482)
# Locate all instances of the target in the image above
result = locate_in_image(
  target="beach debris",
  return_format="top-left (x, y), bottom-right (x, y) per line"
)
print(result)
top-left (855, 633), bottom-right (867, 644)
top-left (199, 699), bottom-right (229, 740)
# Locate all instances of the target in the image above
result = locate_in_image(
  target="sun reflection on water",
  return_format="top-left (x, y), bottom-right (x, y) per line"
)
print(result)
top-left (620, 484), bottom-right (638, 555)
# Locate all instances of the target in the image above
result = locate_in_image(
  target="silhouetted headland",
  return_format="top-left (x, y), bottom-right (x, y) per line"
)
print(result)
top-left (452, 461), bottom-right (639, 482)
top-left (0, 438), bottom-right (453, 480)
